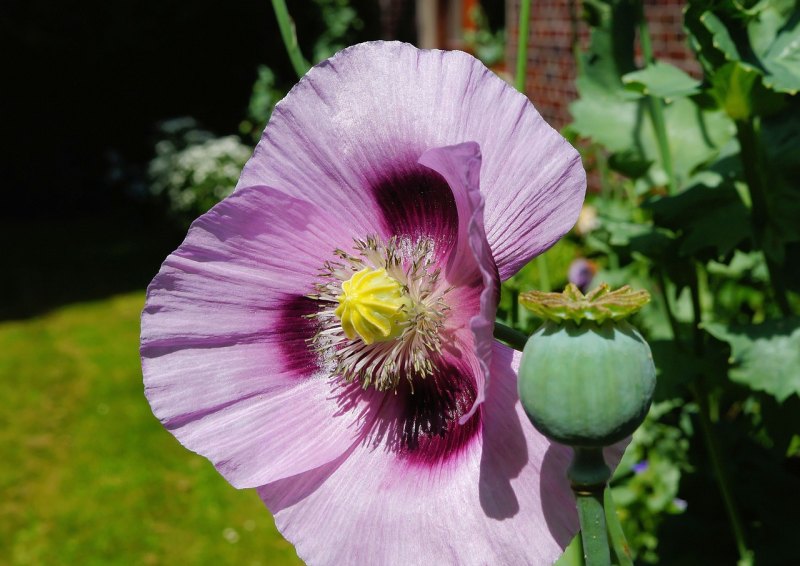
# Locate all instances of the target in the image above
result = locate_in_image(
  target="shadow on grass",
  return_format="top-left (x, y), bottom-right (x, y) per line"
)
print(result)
top-left (2, 203), bottom-right (183, 321)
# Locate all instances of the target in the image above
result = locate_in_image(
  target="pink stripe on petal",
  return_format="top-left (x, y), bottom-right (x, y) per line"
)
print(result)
top-left (369, 163), bottom-right (459, 260)
top-left (238, 41), bottom-right (585, 282)
top-left (365, 358), bottom-right (482, 466)
top-left (258, 343), bottom-right (620, 566)
top-left (142, 186), bottom-right (374, 487)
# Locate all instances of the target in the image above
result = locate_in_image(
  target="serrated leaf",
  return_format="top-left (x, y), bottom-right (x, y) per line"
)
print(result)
top-left (750, 0), bottom-right (800, 94)
top-left (701, 11), bottom-right (742, 62)
top-left (705, 317), bottom-right (800, 401)
top-left (685, 4), bottom-right (732, 73)
top-left (622, 62), bottom-right (702, 99)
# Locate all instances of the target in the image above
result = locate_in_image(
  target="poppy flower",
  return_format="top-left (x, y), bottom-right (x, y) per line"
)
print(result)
top-left (142, 41), bottom-right (596, 564)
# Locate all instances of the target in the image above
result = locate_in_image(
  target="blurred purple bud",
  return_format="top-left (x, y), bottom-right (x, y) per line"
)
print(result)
top-left (673, 498), bottom-right (688, 512)
top-left (632, 460), bottom-right (649, 474)
top-left (568, 258), bottom-right (596, 293)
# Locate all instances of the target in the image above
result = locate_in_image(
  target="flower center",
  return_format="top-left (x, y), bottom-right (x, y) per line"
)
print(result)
top-left (308, 235), bottom-right (451, 391)
top-left (335, 268), bottom-right (411, 345)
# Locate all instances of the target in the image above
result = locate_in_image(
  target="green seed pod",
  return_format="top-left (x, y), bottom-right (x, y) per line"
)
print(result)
top-left (517, 284), bottom-right (656, 448)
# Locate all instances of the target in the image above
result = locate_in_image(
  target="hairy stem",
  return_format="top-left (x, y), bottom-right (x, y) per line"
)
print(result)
top-left (569, 448), bottom-right (612, 566)
top-left (271, 0), bottom-right (310, 79)
top-left (604, 488), bottom-right (634, 566)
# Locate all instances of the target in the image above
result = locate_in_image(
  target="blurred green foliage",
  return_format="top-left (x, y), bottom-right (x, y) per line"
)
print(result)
top-left (311, 0), bottom-right (365, 62)
top-left (148, 118), bottom-right (252, 221)
top-left (548, 0), bottom-right (800, 562)
top-left (464, 5), bottom-right (507, 67)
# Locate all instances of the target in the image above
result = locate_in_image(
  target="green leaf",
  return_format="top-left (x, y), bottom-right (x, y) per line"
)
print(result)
top-left (571, 0), bottom-right (734, 189)
top-left (622, 62), bottom-right (702, 99)
top-left (751, 0), bottom-right (800, 94)
top-left (705, 317), bottom-right (800, 401)
top-left (709, 61), bottom-right (762, 120)
top-left (646, 183), bottom-right (752, 259)
top-left (579, 0), bottom-right (639, 88)
top-left (701, 11), bottom-right (742, 62)
top-left (570, 0), bottom-right (643, 154)
top-left (649, 340), bottom-right (697, 400)
top-left (748, 0), bottom-right (796, 55)
top-left (688, 1), bottom-right (800, 96)
top-left (762, 102), bottom-right (800, 173)
top-left (657, 99), bottom-right (734, 186)
top-left (570, 85), bottom-right (644, 153)
top-left (685, 4), bottom-right (734, 73)
top-left (572, 95), bottom-right (734, 189)
top-left (608, 149), bottom-right (654, 179)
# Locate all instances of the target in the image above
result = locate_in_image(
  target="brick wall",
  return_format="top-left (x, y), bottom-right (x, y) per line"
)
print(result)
top-left (508, 0), bottom-right (700, 130)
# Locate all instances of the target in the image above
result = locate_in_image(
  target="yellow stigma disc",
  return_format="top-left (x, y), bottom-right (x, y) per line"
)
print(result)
top-left (335, 268), bottom-right (410, 345)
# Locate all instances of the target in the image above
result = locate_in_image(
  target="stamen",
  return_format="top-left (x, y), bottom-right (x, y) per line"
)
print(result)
top-left (308, 236), bottom-right (450, 391)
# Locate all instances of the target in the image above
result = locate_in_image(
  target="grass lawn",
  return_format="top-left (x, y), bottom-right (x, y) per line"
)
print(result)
top-left (0, 292), bottom-right (302, 566)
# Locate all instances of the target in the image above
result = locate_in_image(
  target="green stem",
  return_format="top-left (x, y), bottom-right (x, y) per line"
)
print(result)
top-left (689, 267), bottom-right (704, 355)
top-left (537, 257), bottom-right (552, 291)
top-left (515, 0), bottom-right (532, 93)
top-left (569, 448), bottom-right (612, 566)
top-left (604, 489), bottom-right (634, 566)
top-left (691, 382), bottom-right (753, 565)
top-left (510, 287), bottom-right (520, 328)
top-left (271, 0), bottom-right (310, 79)
top-left (638, 4), bottom-right (676, 194)
top-left (595, 145), bottom-right (613, 200)
top-left (734, 118), bottom-right (792, 317)
top-left (493, 321), bottom-right (528, 352)
top-left (576, 494), bottom-right (611, 566)
top-left (656, 269), bottom-right (681, 342)
top-left (688, 278), bottom-right (752, 564)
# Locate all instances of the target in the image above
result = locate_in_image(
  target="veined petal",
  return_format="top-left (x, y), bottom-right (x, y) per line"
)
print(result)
top-left (258, 343), bottom-right (623, 565)
top-left (141, 186), bottom-right (376, 487)
top-left (418, 142), bottom-right (498, 421)
top-left (237, 41), bottom-right (585, 280)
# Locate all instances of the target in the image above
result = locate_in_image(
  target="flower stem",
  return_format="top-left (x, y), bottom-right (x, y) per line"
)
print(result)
top-left (493, 321), bottom-right (528, 351)
top-left (569, 448), bottom-right (612, 566)
top-left (734, 117), bottom-right (792, 317)
top-left (688, 275), bottom-right (753, 565)
top-left (604, 488), bottom-right (634, 566)
top-left (271, 0), bottom-right (310, 79)
top-left (638, 3), bottom-right (676, 195)
top-left (690, 383), bottom-right (753, 565)
top-left (656, 269), bottom-right (681, 342)
top-left (515, 0), bottom-right (532, 94)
